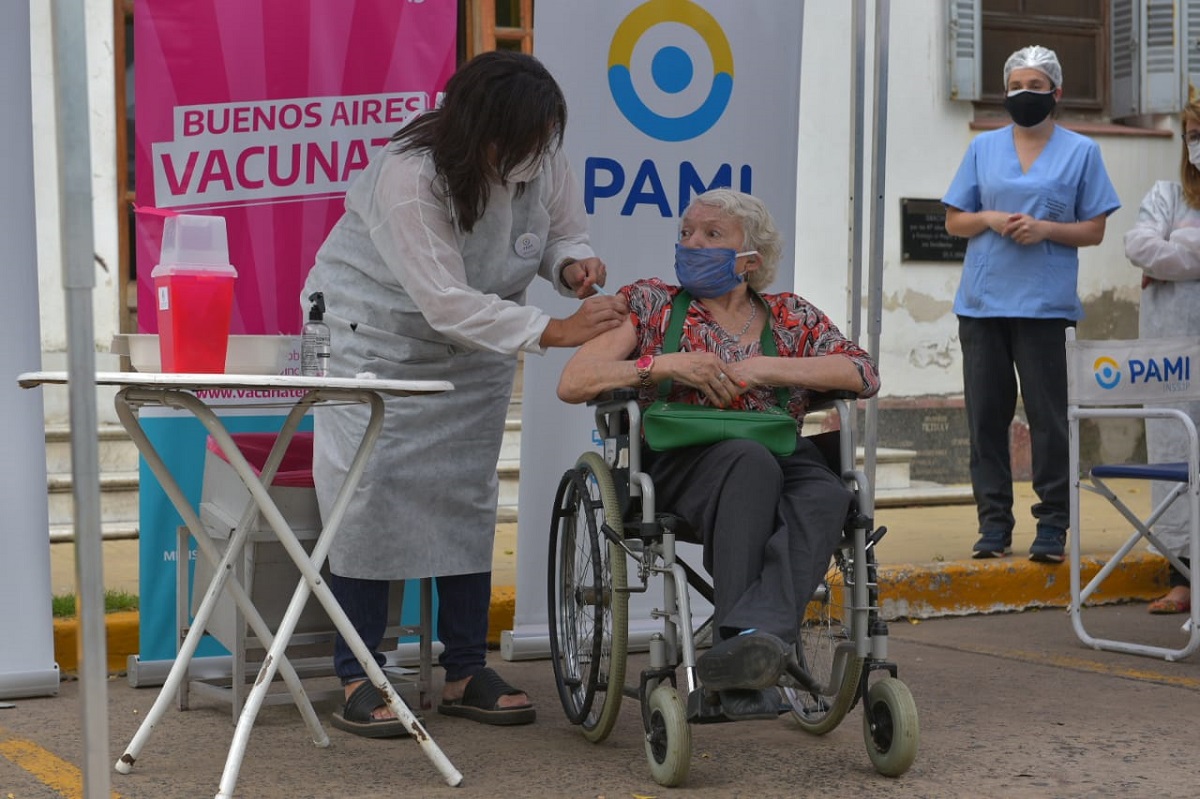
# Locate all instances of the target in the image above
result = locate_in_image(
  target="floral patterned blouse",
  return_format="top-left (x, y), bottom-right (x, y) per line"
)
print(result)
top-left (620, 278), bottom-right (880, 422)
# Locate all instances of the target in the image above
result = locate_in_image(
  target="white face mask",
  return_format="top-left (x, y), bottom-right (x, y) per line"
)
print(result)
top-left (1188, 139), bottom-right (1200, 170)
top-left (506, 153), bottom-right (544, 184)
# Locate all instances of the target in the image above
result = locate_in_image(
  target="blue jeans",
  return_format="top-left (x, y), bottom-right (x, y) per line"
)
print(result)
top-left (328, 570), bottom-right (491, 684)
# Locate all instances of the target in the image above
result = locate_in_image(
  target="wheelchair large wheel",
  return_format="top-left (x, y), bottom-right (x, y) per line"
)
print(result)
top-left (862, 676), bottom-right (919, 777)
top-left (547, 451), bottom-right (629, 744)
top-left (784, 544), bottom-right (864, 735)
top-left (643, 684), bottom-right (690, 787)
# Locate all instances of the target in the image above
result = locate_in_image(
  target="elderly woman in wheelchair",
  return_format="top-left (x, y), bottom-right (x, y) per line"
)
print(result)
top-left (554, 190), bottom-right (916, 785)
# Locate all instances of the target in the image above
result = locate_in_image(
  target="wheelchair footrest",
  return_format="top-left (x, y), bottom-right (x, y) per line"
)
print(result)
top-left (685, 687), bottom-right (791, 724)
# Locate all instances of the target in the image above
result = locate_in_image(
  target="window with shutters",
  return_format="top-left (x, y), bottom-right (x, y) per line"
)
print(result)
top-left (949, 0), bottom-right (1199, 121)
top-left (956, 1), bottom-right (1106, 117)
top-left (1187, 0), bottom-right (1200, 95)
top-left (1112, 0), bottom-right (1186, 115)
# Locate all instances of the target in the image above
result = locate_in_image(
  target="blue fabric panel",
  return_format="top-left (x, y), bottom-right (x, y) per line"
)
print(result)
top-left (1090, 461), bottom-right (1189, 482)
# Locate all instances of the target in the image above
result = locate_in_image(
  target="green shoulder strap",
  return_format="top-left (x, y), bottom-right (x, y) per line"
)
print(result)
top-left (655, 289), bottom-right (790, 409)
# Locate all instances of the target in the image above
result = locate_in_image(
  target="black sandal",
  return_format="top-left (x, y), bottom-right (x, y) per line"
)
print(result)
top-left (437, 667), bottom-right (536, 726)
top-left (331, 681), bottom-right (412, 739)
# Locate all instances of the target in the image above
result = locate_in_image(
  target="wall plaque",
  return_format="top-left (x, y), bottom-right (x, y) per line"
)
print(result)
top-left (901, 198), bottom-right (967, 262)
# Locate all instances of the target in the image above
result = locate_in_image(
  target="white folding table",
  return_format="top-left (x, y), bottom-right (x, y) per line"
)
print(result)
top-left (18, 371), bottom-right (463, 795)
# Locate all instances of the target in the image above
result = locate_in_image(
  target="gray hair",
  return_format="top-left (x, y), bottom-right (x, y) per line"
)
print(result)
top-left (681, 189), bottom-right (783, 291)
top-left (1003, 45), bottom-right (1062, 89)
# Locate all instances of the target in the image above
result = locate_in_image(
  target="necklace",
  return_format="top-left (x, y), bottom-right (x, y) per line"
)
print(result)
top-left (727, 301), bottom-right (758, 338)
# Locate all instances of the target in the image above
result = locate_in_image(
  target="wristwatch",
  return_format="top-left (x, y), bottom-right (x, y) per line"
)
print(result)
top-left (635, 354), bottom-right (655, 390)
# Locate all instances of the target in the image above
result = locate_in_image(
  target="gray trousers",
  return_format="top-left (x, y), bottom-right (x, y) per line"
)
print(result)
top-left (644, 437), bottom-right (851, 643)
top-left (959, 316), bottom-right (1072, 534)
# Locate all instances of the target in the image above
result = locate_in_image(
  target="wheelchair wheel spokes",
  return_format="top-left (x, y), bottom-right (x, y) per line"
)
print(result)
top-left (548, 467), bottom-right (600, 724)
top-left (575, 452), bottom-right (629, 743)
top-left (786, 547), bottom-right (864, 735)
top-left (547, 452), bottom-right (628, 743)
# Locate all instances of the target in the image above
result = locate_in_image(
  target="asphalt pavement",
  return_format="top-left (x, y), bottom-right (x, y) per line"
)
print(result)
top-left (17, 479), bottom-right (1198, 797)
top-left (2, 604), bottom-right (1198, 798)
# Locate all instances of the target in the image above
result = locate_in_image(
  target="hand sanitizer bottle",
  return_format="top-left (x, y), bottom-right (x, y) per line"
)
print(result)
top-left (301, 292), bottom-right (331, 377)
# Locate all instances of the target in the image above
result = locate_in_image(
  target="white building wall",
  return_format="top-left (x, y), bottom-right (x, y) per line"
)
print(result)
top-left (796, 0), bottom-right (1175, 399)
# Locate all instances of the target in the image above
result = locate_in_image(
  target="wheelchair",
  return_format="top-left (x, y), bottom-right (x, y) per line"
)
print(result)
top-left (547, 389), bottom-right (919, 786)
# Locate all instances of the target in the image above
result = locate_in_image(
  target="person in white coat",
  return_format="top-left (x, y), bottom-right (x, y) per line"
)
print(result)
top-left (1123, 96), bottom-right (1200, 615)
top-left (302, 51), bottom-right (628, 736)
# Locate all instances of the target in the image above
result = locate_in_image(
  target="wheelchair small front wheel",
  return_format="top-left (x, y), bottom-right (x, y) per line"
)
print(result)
top-left (643, 684), bottom-right (690, 787)
top-left (862, 676), bottom-right (919, 777)
top-left (546, 451), bottom-right (629, 744)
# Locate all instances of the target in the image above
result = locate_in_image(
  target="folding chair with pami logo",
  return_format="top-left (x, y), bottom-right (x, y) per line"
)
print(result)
top-left (1066, 329), bottom-right (1200, 662)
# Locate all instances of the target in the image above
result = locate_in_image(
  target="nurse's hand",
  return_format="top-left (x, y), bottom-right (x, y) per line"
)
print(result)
top-left (985, 210), bottom-right (1014, 235)
top-left (562, 257), bottom-right (608, 299)
top-left (541, 294), bottom-right (629, 348)
top-left (1002, 213), bottom-right (1047, 245)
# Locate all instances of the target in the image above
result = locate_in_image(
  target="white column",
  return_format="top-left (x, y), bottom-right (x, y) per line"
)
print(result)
top-left (0, 0), bottom-right (59, 700)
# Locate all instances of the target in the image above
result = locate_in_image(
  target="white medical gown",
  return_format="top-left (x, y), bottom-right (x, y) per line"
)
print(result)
top-left (1124, 179), bottom-right (1200, 557)
top-left (302, 144), bottom-right (592, 579)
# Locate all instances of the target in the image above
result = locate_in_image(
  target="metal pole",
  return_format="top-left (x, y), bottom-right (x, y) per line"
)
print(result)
top-left (864, 0), bottom-right (890, 493)
top-left (847, 0), bottom-right (867, 340)
top-left (49, 1), bottom-right (109, 796)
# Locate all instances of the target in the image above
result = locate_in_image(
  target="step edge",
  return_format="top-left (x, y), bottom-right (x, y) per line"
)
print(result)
top-left (47, 472), bottom-right (141, 491)
top-left (45, 423), bottom-right (132, 443)
top-left (48, 521), bottom-right (140, 543)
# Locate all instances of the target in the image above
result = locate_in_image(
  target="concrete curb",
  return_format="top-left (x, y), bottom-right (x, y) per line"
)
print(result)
top-left (54, 555), bottom-right (1168, 675)
top-left (879, 552), bottom-right (1164, 619)
top-left (53, 610), bottom-right (139, 674)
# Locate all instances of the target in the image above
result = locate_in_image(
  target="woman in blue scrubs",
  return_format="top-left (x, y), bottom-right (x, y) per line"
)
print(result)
top-left (942, 45), bottom-right (1120, 563)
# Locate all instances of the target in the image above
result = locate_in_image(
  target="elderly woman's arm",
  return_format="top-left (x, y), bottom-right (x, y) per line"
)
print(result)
top-left (557, 319), bottom-right (640, 403)
top-left (727, 296), bottom-right (880, 398)
top-left (559, 315), bottom-right (760, 407)
top-left (729, 353), bottom-right (869, 396)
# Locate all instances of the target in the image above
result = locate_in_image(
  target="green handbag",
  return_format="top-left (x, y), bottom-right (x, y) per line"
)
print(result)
top-left (641, 290), bottom-right (798, 457)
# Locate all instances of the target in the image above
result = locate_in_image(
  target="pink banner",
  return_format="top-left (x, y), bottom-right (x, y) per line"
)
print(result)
top-left (135, 0), bottom-right (456, 335)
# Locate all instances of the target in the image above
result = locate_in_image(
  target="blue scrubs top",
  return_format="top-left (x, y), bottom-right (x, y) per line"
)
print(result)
top-left (942, 125), bottom-right (1120, 320)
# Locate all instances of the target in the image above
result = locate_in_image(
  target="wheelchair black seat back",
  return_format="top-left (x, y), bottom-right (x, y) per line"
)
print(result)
top-left (547, 389), bottom-right (919, 786)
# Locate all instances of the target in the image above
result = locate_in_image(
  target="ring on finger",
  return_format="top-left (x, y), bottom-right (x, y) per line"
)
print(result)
top-left (718, 373), bottom-right (728, 381)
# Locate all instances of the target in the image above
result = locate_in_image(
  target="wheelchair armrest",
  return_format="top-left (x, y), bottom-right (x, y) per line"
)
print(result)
top-left (586, 387), bottom-right (639, 406)
top-left (804, 391), bottom-right (860, 477)
top-left (807, 389), bottom-right (859, 410)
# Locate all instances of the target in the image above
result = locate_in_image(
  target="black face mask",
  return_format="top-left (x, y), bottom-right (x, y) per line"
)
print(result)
top-left (1003, 89), bottom-right (1057, 127)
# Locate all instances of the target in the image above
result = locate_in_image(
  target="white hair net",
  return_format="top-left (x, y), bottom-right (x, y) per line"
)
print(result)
top-left (1003, 45), bottom-right (1062, 89)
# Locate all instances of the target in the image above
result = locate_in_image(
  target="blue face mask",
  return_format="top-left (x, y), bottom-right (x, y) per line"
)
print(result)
top-left (673, 244), bottom-right (757, 298)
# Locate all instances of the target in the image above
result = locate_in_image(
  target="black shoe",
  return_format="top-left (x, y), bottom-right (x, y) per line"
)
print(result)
top-left (696, 630), bottom-right (788, 691)
top-left (972, 529), bottom-right (1012, 559)
top-left (1029, 525), bottom-right (1066, 563)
